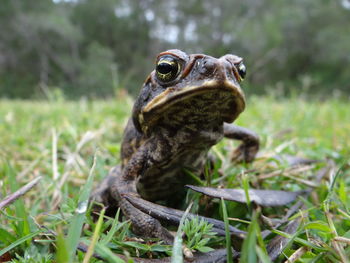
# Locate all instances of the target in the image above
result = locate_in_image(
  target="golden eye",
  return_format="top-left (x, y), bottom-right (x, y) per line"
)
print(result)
top-left (156, 56), bottom-right (181, 82)
top-left (237, 62), bottom-right (246, 81)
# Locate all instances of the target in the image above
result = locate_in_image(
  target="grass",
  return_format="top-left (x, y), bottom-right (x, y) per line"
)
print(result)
top-left (0, 94), bottom-right (349, 262)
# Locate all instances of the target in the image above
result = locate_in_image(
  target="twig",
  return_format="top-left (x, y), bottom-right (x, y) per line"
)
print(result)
top-left (0, 176), bottom-right (42, 210)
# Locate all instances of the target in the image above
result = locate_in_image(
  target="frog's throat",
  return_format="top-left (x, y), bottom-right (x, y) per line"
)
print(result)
top-left (139, 79), bottom-right (245, 131)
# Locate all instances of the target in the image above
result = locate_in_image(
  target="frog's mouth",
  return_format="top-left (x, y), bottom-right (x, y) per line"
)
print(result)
top-left (139, 80), bottom-right (245, 132)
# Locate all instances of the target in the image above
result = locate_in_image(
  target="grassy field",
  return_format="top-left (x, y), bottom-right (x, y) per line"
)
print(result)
top-left (0, 96), bottom-right (349, 262)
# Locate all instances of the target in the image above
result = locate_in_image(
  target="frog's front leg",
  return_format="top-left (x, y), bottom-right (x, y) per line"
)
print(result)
top-left (223, 123), bottom-right (259, 163)
top-left (90, 166), bottom-right (121, 218)
top-left (110, 145), bottom-right (174, 244)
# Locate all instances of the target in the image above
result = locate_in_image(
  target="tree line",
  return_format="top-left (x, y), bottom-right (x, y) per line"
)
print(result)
top-left (0, 0), bottom-right (349, 98)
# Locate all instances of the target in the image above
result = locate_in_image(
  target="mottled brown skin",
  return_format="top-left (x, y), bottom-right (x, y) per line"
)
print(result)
top-left (92, 49), bottom-right (259, 243)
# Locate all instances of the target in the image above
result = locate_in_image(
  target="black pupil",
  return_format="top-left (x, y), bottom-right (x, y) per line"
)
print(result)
top-left (239, 64), bottom-right (246, 78)
top-left (157, 62), bottom-right (175, 74)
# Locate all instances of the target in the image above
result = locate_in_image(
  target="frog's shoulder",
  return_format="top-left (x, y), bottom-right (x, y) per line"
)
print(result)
top-left (121, 119), bottom-right (145, 166)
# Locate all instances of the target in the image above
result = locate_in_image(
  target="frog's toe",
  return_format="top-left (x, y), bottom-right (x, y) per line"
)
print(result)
top-left (183, 245), bottom-right (194, 260)
top-left (230, 143), bottom-right (259, 163)
top-left (118, 197), bottom-right (175, 244)
top-left (132, 213), bottom-right (173, 243)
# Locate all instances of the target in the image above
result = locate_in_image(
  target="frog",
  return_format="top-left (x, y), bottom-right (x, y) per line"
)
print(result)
top-left (92, 49), bottom-right (259, 245)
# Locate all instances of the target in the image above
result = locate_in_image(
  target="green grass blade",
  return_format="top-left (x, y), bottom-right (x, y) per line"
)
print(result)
top-left (240, 210), bottom-right (258, 263)
top-left (0, 227), bottom-right (16, 244)
top-left (94, 243), bottom-right (125, 263)
top-left (271, 229), bottom-right (328, 252)
top-left (241, 173), bottom-right (252, 214)
top-left (6, 163), bottom-right (31, 241)
top-left (83, 208), bottom-right (105, 263)
top-left (221, 198), bottom-right (233, 263)
top-left (256, 246), bottom-right (272, 263)
top-left (56, 230), bottom-right (69, 263)
top-left (66, 153), bottom-right (97, 263)
top-left (171, 202), bottom-right (193, 263)
top-left (0, 230), bottom-right (41, 256)
top-left (101, 209), bottom-right (123, 244)
top-left (184, 169), bottom-right (205, 186)
top-left (254, 212), bottom-right (270, 261)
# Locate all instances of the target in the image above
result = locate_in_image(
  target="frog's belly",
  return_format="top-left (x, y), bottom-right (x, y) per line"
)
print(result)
top-left (136, 150), bottom-right (207, 202)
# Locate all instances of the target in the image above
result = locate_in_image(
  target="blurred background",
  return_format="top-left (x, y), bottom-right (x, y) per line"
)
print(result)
top-left (0, 0), bottom-right (349, 99)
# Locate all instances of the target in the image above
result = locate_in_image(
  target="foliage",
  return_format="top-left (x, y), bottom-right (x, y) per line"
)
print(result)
top-left (0, 96), bottom-right (349, 262)
top-left (0, 0), bottom-right (349, 98)
top-left (182, 217), bottom-right (217, 253)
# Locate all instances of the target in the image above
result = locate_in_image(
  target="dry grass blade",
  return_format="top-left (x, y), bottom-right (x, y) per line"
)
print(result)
top-left (51, 130), bottom-right (101, 209)
top-left (52, 128), bottom-right (60, 181)
top-left (257, 165), bottom-right (314, 180)
top-left (283, 246), bottom-right (308, 263)
top-left (17, 151), bottom-right (48, 179)
top-left (334, 237), bottom-right (350, 246)
top-left (0, 176), bottom-right (42, 210)
top-left (52, 128), bottom-right (61, 207)
top-left (331, 239), bottom-right (349, 263)
top-left (282, 173), bottom-right (319, 188)
top-left (265, 160), bottom-right (334, 260)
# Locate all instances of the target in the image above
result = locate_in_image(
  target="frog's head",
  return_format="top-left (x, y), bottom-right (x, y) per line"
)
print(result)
top-left (132, 49), bottom-right (247, 134)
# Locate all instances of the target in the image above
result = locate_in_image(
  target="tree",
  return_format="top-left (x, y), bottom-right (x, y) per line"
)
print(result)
top-left (0, 0), bottom-right (349, 98)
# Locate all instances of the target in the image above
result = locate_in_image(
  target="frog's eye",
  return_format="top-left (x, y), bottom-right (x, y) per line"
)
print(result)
top-left (156, 56), bottom-right (181, 82)
top-left (237, 62), bottom-right (246, 81)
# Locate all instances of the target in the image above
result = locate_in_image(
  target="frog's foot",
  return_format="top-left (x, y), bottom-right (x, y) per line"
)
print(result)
top-left (118, 194), bottom-right (175, 244)
top-left (230, 142), bottom-right (259, 163)
top-left (123, 194), bottom-right (246, 240)
top-left (92, 177), bottom-right (175, 244)
top-left (223, 123), bottom-right (259, 163)
top-left (120, 196), bottom-right (198, 259)
top-left (91, 170), bottom-right (190, 256)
